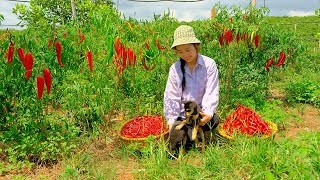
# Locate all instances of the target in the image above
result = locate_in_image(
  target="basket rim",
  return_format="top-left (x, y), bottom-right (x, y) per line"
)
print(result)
top-left (118, 115), bottom-right (169, 141)
top-left (217, 121), bottom-right (278, 140)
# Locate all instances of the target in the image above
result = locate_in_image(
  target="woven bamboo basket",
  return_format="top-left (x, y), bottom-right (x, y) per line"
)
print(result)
top-left (118, 116), bottom-right (169, 147)
top-left (217, 121), bottom-right (278, 140)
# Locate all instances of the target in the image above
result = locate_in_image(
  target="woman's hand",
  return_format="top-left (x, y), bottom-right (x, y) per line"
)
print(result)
top-left (199, 112), bottom-right (212, 126)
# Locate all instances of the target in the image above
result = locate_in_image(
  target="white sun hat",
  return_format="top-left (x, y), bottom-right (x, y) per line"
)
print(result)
top-left (171, 25), bottom-right (201, 49)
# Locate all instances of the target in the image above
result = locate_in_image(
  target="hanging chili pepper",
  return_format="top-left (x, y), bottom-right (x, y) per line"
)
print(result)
top-left (24, 53), bottom-right (34, 80)
top-left (218, 34), bottom-right (224, 46)
top-left (36, 76), bottom-right (45, 100)
top-left (55, 41), bottom-right (64, 67)
top-left (156, 38), bottom-right (166, 50)
top-left (87, 50), bottom-right (93, 72)
top-left (114, 36), bottom-right (121, 55)
top-left (63, 32), bottom-right (67, 38)
top-left (145, 42), bottom-right (149, 50)
top-left (254, 34), bottom-right (260, 48)
top-left (127, 47), bottom-right (134, 66)
top-left (142, 57), bottom-right (156, 70)
top-left (48, 39), bottom-right (53, 49)
top-left (264, 56), bottom-right (274, 72)
top-left (241, 32), bottom-right (247, 41)
top-left (275, 51), bottom-right (286, 67)
top-left (43, 68), bottom-right (52, 95)
top-left (78, 29), bottom-right (85, 44)
top-left (224, 30), bottom-right (233, 46)
top-left (236, 32), bottom-right (240, 44)
top-left (7, 42), bottom-right (14, 64)
top-left (17, 47), bottom-right (25, 63)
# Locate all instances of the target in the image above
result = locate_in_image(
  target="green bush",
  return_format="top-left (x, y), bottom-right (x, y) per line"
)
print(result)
top-left (285, 81), bottom-right (320, 107)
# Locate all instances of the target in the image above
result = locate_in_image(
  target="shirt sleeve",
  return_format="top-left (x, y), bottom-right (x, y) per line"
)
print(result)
top-left (202, 60), bottom-right (219, 116)
top-left (164, 65), bottom-right (181, 125)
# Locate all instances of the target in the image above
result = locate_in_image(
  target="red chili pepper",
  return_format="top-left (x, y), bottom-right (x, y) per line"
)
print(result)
top-left (114, 36), bottom-right (121, 55)
top-left (63, 32), bottom-right (67, 38)
top-left (224, 30), bottom-right (233, 46)
top-left (36, 76), bottom-right (45, 100)
top-left (78, 29), bottom-right (85, 44)
top-left (275, 51), bottom-right (286, 67)
top-left (7, 42), bottom-right (14, 64)
top-left (87, 50), bottom-right (93, 72)
top-left (156, 38), bottom-right (166, 50)
top-left (140, 48), bottom-right (156, 71)
top-left (48, 39), bottom-right (53, 49)
top-left (24, 53), bottom-right (34, 80)
top-left (218, 34), bottom-right (224, 46)
top-left (145, 43), bottom-right (149, 50)
top-left (55, 41), bottom-right (64, 67)
top-left (43, 68), bottom-right (52, 95)
top-left (254, 34), bottom-right (260, 48)
top-left (17, 47), bottom-right (26, 66)
top-left (236, 32), bottom-right (240, 44)
top-left (78, 34), bottom-right (85, 44)
top-left (264, 56), bottom-right (274, 72)
top-left (241, 33), bottom-right (247, 41)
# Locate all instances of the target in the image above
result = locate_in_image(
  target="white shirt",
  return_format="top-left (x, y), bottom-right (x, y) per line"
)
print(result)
top-left (164, 54), bottom-right (219, 125)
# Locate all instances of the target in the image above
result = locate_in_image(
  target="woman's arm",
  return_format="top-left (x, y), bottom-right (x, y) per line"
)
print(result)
top-left (201, 60), bottom-right (219, 125)
top-left (164, 66), bottom-right (182, 129)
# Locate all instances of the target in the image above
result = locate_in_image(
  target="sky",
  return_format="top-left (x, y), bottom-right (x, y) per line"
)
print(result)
top-left (0, 0), bottom-right (319, 29)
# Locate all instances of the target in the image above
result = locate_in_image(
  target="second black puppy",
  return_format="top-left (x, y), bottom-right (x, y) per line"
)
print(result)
top-left (175, 100), bottom-right (205, 151)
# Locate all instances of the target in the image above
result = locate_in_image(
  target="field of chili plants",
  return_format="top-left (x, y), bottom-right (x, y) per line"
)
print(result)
top-left (0, 2), bottom-right (319, 179)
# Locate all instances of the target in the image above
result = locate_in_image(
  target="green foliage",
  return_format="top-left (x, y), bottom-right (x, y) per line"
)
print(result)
top-left (0, 14), bottom-right (4, 24)
top-left (285, 81), bottom-right (320, 107)
top-left (12, 0), bottom-right (116, 28)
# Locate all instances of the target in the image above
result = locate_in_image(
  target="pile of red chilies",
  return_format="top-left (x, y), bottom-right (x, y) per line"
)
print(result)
top-left (222, 104), bottom-right (271, 136)
top-left (121, 115), bottom-right (168, 138)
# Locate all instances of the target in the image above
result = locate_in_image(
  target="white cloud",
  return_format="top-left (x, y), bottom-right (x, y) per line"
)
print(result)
top-left (287, 10), bottom-right (315, 16)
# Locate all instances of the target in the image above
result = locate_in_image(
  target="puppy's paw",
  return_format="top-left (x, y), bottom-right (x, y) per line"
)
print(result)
top-left (175, 124), bottom-right (183, 130)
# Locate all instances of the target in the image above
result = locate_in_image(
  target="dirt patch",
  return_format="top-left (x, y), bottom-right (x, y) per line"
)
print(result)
top-left (269, 89), bottom-right (320, 139)
top-left (285, 105), bottom-right (320, 139)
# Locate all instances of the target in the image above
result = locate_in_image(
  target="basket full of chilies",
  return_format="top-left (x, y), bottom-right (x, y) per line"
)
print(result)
top-left (118, 114), bottom-right (169, 146)
top-left (218, 103), bottom-right (278, 140)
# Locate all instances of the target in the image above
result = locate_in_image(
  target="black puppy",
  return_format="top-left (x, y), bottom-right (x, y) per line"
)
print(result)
top-left (174, 100), bottom-right (205, 152)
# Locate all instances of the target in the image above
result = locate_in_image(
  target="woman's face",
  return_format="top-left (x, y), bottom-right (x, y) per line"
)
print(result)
top-left (175, 44), bottom-right (198, 64)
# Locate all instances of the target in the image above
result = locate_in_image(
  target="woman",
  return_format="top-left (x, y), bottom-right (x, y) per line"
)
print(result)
top-left (164, 25), bottom-right (220, 147)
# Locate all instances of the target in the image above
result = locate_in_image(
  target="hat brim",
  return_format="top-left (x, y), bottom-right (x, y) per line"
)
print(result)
top-left (171, 37), bottom-right (201, 49)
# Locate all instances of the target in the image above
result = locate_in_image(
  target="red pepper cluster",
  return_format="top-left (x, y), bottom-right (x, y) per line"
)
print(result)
top-left (222, 104), bottom-right (271, 136)
top-left (121, 115), bottom-right (168, 138)
top-left (264, 51), bottom-right (286, 71)
top-left (114, 36), bottom-right (137, 77)
top-left (218, 29), bottom-right (259, 48)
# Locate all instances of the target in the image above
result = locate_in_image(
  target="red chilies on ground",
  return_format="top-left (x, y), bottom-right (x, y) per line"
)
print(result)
top-left (55, 41), bottom-right (64, 67)
top-left (7, 42), bottom-right (14, 64)
top-left (24, 53), bottom-right (34, 80)
top-left (87, 50), bottom-right (93, 72)
top-left (36, 76), bottom-right (45, 100)
top-left (43, 68), bottom-right (52, 95)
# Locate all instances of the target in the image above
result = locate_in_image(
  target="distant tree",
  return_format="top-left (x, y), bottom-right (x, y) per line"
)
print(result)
top-left (0, 14), bottom-right (4, 25)
top-left (12, 0), bottom-right (115, 28)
